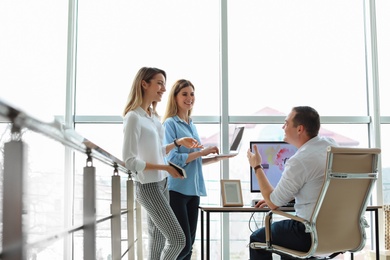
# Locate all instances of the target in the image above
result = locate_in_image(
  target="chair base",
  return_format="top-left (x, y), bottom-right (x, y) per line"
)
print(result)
top-left (295, 252), bottom-right (343, 259)
top-left (250, 242), bottom-right (344, 260)
top-left (275, 252), bottom-right (343, 260)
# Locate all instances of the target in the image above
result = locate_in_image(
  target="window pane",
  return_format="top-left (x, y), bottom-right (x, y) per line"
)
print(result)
top-left (376, 0), bottom-right (390, 115)
top-left (227, 0), bottom-right (367, 116)
top-left (76, 0), bottom-right (220, 116)
top-left (381, 125), bottom-right (390, 204)
top-left (0, 1), bottom-right (68, 118)
top-left (75, 124), bottom-right (123, 161)
top-left (11, 130), bottom-right (66, 259)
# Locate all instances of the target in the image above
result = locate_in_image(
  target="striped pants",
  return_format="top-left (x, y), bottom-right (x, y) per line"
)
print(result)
top-left (135, 179), bottom-right (185, 260)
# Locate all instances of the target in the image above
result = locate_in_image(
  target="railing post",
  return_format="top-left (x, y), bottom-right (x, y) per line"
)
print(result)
top-left (2, 140), bottom-right (26, 260)
top-left (136, 201), bottom-right (143, 259)
top-left (127, 178), bottom-right (134, 259)
top-left (111, 170), bottom-right (121, 259)
top-left (84, 154), bottom-right (96, 260)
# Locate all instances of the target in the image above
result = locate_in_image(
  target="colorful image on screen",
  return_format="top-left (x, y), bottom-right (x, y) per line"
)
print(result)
top-left (250, 141), bottom-right (298, 192)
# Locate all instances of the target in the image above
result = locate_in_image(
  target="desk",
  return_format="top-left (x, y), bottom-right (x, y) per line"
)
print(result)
top-left (199, 206), bottom-right (381, 260)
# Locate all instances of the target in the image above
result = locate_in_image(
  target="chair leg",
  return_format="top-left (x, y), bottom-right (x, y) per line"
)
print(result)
top-left (324, 252), bottom-right (343, 259)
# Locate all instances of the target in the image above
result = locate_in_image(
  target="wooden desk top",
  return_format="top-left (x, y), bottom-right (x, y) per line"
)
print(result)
top-left (199, 206), bottom-right (294, 212)
top-left (199, 205), bottom-right (381, 213)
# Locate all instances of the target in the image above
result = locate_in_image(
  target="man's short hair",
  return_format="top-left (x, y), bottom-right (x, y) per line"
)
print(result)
top-left (292, 106), bottom-right (320, 138)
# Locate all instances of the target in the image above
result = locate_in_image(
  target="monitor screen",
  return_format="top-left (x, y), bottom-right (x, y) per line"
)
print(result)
top-left (250, 141), bottom-right (298, 192)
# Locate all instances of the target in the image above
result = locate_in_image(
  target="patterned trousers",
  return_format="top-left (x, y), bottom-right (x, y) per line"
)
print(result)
top-left (135, 179), bottom-right (185, 260)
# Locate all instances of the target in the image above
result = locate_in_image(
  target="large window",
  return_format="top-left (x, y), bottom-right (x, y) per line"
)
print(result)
top-left (0, 1), bottom-right (68, 118)
top-left (376, 0), bottom-right (390, 115)
top-left (376, 0), bottom-right (390, 205)
top-left (1, 0), bottom-right (387, 259)
top-left (76, 0), bottom-right (220, 116)
top-left (227, 0), bottom-right (367, 116)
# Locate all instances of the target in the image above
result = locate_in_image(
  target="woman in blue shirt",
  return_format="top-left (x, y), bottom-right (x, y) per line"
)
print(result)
top-left (162, 79), bottom-right (232, 260)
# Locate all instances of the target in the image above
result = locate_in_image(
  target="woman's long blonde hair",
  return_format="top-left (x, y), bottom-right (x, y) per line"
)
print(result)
top-left (123, 67), bottom-right (167, 117)
top-left (162, 79), bottom-right (194, 122)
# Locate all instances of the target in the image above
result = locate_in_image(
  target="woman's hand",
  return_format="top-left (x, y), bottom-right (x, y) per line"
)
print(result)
top-left (178, 137), bottom-right (203, 149)
top-left (166, 165), bottom-right (184, 179)
top-left (200, 146), bottom-right (219, 156)
top-left (201, 147), bottom-right (237, 165)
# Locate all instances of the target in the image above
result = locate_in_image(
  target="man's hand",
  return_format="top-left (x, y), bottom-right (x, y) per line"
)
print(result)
top-left (254, 199), bottom-right (269, 208)
top-left (247, 145), bottom-right (262, 168)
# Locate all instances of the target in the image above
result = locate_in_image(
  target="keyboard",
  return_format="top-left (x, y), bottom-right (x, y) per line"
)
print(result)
top-left (251, 199), bottom-right (295, 207)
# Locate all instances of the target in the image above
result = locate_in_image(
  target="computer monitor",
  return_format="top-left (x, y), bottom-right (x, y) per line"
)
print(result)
top-left (250, 141), bottom-right (298, 193)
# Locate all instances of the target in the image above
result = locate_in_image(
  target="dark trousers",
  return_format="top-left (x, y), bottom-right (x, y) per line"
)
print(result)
top-left (249, 219), bottom-right (311, 260)
top-left (169, 191), bottom-right (200, 260)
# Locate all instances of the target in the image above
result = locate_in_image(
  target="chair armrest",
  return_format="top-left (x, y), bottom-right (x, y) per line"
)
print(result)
top-left (271, 209), bottom-right (307, 223)
top-left (271, 209), bottom-right (312, 233)
top-left (264, 211), bottom-right (273, 243)
top-left (254, 209), bottom-right (312, 251)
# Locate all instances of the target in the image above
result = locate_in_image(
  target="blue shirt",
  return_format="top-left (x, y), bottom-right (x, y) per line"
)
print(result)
top-left (163, 116), bottom-right (207, 196)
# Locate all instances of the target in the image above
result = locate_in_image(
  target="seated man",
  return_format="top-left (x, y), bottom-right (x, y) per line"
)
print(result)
top-left (247, 106), bottom-right (337, 260)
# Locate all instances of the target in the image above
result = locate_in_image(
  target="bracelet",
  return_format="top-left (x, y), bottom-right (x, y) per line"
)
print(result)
top-left (173, 139), bottom-right (181, 148)
top-left (254, 165), bottom-right (263, 171)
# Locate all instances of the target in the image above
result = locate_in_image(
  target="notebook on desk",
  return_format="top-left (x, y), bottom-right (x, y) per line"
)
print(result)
top-left (203, 126), bottom-right (245, 158)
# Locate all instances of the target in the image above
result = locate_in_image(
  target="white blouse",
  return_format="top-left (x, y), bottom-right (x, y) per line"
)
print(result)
top-left (122, 107), bottom-right (168, 184)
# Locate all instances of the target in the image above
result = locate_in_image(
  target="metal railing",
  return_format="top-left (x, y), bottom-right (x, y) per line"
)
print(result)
top-left (0, 98), bottom-right (143, 259)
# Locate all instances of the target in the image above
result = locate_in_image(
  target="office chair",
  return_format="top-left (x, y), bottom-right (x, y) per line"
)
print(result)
top-left (250, 146), bottom-right (381, 259)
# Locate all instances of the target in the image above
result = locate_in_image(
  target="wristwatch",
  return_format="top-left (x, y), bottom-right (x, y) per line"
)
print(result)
top-left (254, 165), bottom-right (263, 171)
top-left (173, 139), bottom-right (181, 148)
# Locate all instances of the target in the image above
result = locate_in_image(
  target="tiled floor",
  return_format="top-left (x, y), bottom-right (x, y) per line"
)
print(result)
top-left (270, 244), bottom-right (375, 260)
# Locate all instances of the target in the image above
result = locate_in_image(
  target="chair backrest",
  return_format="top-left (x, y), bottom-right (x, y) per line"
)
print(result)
top-left (308, 146), bottom-right (380, 256)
